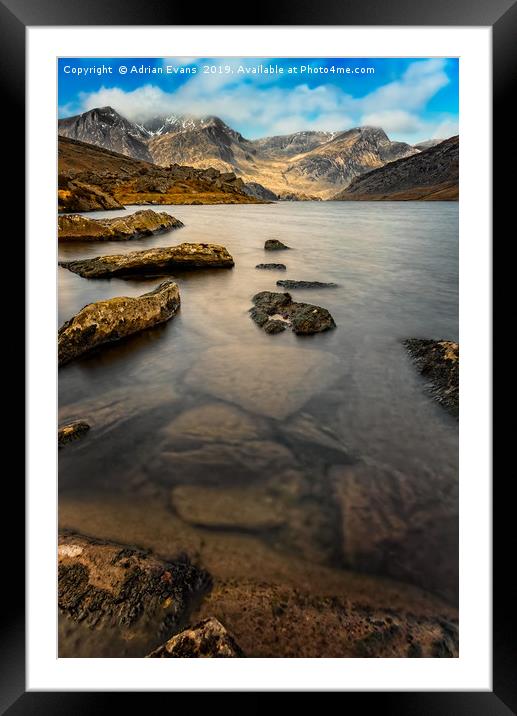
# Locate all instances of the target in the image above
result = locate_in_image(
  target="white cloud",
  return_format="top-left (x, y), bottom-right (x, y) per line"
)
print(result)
top-left (67, 58), bottom-right (456, 142)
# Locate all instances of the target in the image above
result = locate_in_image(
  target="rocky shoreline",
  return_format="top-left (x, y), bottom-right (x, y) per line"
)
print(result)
top-left (58, 204), bottom-right (458, 658)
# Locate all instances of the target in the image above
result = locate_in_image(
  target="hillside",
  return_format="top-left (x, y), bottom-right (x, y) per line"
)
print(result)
top-left (58, 136), bottom-right (264, 211)
top-left (332, 136), bottom-right (459, 201)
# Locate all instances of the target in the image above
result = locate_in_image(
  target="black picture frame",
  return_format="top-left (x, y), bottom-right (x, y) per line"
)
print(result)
top-left (5, 0), bottom-right (506, 710)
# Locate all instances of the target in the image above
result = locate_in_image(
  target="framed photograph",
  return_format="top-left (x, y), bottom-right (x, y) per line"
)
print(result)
top-left (7, 0), bottom-right (506, 708)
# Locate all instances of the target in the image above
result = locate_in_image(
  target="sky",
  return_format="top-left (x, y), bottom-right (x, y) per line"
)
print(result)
top-left (58, 57), bottom-right (459, 144)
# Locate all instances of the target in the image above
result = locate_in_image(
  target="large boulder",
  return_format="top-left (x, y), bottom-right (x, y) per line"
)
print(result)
top-left (58, 280), bottom-right (180, 365)
top-left (58, 180), bottom-right (123, 212)
top-left (58, 209), bottom-right (183, 241)
top-left (404, 339), bottom-right (459, 416)
top-left (146, 617), bottom-right (244, 658)
top-left (59, 243), bottom-right (234, 278)
top-left (276, 280), bottom-right (338, 289)
top-left (58, 531), bottom-right (210, 657)
top-left (250, 291), bottom-right (336, 335)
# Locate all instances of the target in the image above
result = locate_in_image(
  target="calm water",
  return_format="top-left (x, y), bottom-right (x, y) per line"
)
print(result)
top-left (59, 201), bottom-right (459, 647)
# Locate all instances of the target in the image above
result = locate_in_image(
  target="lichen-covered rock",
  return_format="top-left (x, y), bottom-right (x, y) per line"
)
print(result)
top-left (146, 617), bottom-right (244, 658)
top-left (58, 209), bottom-right (183, 241)
top-left (255, 263), bottom-right (287, 270)
top-left (58, 531), bottom-right (211, 657)
top-left (264, 239), bottom-right (290, 250)
top-left (250, 291), bottom-right (336, 335)
top-left (58, 420), bottom-right (90, 446)
top-left (58, 280), bottom-right (180, 365)
top-left (404, 339), bottom-right (459, 416)
top-left (59, 243), bottom-right (234, 278)
top-left (276, 280), bottom-right (338, 289)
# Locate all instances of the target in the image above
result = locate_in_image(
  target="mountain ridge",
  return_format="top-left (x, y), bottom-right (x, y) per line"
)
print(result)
top-left (58, 107), bottom-right (439, 199)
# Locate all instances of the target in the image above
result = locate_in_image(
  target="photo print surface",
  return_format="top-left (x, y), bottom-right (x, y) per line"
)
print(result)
top-left (57, 56), bottom-right (459, 658)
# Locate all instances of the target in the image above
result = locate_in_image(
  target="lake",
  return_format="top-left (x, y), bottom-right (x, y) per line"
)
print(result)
top-left (58, 201), bottom-right (459, 656)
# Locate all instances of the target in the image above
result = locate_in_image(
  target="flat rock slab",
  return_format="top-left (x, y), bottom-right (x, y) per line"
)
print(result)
top-left (404, 339), bottom-right (459, 416)
top-left (250, 291), bottom-right (336, 335)
top-left (59, 243), bottom-right (235, 279)
top-left (276, 280), bottom-right (338, 289)
top-left (185, 344), bottom-right (342, 419)
top-left (58, 531), bottom-right (210, 657)
top-left (171, 485), bottom-right (286, 530)
top-left (58, 280), bottom-right (180, 365)
top-left (255, 263), bottom-right (287, 270)
top-left (58, 209), bottom-right (183, 241)
top-left (264, 239), bottom-right (290, 250)
top-left (58, 420), bottom-right (90, 446)
top-left (147, 617), bottom-right (244, 657)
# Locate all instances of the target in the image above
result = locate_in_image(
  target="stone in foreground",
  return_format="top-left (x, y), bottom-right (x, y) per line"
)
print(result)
top-left (58, 280), bottom-right (180, 365)
top-left (147, 618), bottom-right (244, 658)
top-left (59, 243), bottom-right (234, 278)
top-left (58, 420), bottom-right (90, 446)
top-left (256, 263), bottom-right (287, 270)
top-left (250, 291), bottom-right (336, 335)
top-left (264, 239), bottom-right (290, 251)
top-left (58, 209), bottom-right (183, 241)
top-left (58, 531), bottom-right (210, 657)
top-left (276, 280), bottom-right (338, 289)
top-left (404, 339), bottom-right (459, 416)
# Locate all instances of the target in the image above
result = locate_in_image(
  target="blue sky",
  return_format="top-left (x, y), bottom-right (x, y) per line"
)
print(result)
top-left (58, 57), bottom-right (458, 143)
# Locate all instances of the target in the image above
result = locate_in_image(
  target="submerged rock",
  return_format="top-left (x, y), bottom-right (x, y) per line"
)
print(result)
top-left (331, 461), bottom-right (458, 603)
top-left (58, 209), bottom-right (183, 241)
top-left (255, 263), bottom-right (287, 271)
top-left (58, 531), bottom-right (210, 657)
top-left (146, 617), bottom-right (244, 658)
top-left (276, 280), bottom-right (338, 289)
top-left (58, 420), bottom-right (90, 446)
top-left (171, 485), bottom-right (286, 530)
top-left (264, 239), bottom-right (290, 251)
top-left (58, 280), bottom-right (180, 365)
top-left (250, 291), bottom-right (336, 335)
top-left (59, 243), bottom-right (234, 278)
top-left (185, 344), bottom-right (342, 419)
top-left (404, 339), bottom-right (459, 416)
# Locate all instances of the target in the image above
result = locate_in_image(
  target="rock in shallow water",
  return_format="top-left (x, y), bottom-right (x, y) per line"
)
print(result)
top-left (171, 485), bottom-right (286, 530)
top-left (59, 243), bottom-right (235, 278)
top-left (146, 617), bottom-right (244, 657)
top-left (58, 531), bottom-right (210, 657)
top-left (58, 420), bottom-right (90, 446)
top-left (58, 280), bottom-right (180, 365)
top-left (264, 239), bottom-right (290, 250)
top-left (256, 263), bottom-right (287, 271)
top-left (250, 291), bottom-right (336, 335)
top-left (58, 209), bottom-right (184, 241)
top-left (404, 339), bottom-right (459, 416)
top-left (185, 344), bottom-right (342, 419)
top-left (276, 280), bottom-right (338, 289)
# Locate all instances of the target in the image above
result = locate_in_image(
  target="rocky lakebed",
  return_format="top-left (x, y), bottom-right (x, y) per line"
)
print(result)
top-left (58, 201), bottom-right (459, 658)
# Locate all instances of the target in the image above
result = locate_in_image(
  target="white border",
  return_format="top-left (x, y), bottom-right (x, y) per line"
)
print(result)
top-left (27, 26), bottom-right (491, 691)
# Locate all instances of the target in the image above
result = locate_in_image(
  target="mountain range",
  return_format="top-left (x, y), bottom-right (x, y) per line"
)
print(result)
top-left (59, 106), bottom-right (435, 200)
